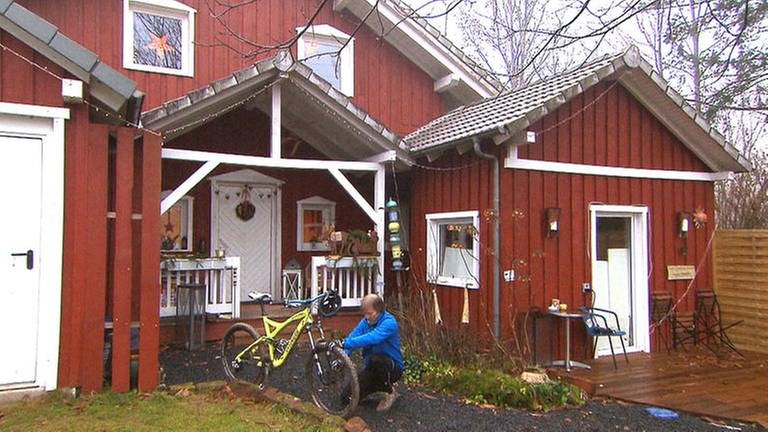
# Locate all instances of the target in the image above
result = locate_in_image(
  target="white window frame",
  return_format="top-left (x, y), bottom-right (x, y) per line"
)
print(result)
top-left (123, 0), bottom-right (196, 77)
top-left (297, 196), bottom-right (336, 252)
top-left (296, 24), bottom-right (354, 97)
top-left (426, 210), bottom-right (480, 289)
top-left (160, 190), bottom-right (193, 252)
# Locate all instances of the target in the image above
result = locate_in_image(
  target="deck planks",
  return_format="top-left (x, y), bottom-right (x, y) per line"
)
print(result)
top-left (551, 349), bottom-right (768, 428)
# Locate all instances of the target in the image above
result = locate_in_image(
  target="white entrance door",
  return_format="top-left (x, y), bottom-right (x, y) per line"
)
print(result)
top-left (590, 205), bottom-right (650, 356)
top-left (211, 172), bottom-right (281, 301)
top-left (0, 135), bottom-right (43, 387)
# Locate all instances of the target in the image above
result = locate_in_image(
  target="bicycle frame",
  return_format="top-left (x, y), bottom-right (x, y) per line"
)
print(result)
top-left (235, 294), bottom-right (327, 369)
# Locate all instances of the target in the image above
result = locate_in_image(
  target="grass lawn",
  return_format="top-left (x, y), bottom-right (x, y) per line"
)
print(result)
top-left (0, 386), bottom-right (342, 432)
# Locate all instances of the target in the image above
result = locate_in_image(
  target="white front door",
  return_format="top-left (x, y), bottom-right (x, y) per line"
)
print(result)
top-left (0, 135), bottom-right (43, 387)
top-left (590, 205), bottom-right (650, 356)
top-left (212, 183), bottom-right (279, 300)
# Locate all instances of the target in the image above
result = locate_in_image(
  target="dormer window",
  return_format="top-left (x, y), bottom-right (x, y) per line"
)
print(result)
top-left (297, 25), bottom-right (354, 97)
top-left (123, 0), bottom-right (196, 76)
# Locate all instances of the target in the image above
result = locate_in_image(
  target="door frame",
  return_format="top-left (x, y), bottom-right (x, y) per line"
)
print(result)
top-left (0, 102), bottom-right (68, 391)
top-left (589, 204), bottom-right (650, 355)
top-left (209, 169), bottom-right (282, 297)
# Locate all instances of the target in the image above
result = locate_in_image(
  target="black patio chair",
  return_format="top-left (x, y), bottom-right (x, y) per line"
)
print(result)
top-left (695, 290), bottom-right (743, 357)
top-left (580, 307), bottom-right (629, 370)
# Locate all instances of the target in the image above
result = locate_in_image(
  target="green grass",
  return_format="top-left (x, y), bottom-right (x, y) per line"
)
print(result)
top-left (0, 387), bottom-right (341, 432)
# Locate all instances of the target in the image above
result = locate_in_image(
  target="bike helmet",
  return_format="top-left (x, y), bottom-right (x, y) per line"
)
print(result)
top-left (319, 290), bottom-right (342, 317)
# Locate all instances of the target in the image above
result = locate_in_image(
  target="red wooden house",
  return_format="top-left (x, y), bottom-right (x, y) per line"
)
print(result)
top-left (0, 0), bottom-right (499, 398)
top-left (404, 47), bottom-right (749, 360)
top-left (0, 0), bottom-right (748, 400)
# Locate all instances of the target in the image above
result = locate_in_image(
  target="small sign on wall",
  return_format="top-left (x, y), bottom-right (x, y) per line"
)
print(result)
top-left (667, 265), bottom-right (696, 280)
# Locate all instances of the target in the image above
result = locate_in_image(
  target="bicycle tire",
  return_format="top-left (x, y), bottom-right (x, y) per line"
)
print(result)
top-left (221, 323), bottom-right (269, 389)
top-left (305, 345), bottom-right (359, 418)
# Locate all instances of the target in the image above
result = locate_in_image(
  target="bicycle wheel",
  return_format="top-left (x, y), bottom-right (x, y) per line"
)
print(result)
top-left (305, 345), bottom-right (359, 418)
top-left (221, 323), bottom-right (269, 388)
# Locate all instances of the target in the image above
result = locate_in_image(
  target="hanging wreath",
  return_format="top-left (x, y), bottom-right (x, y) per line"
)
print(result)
top-left (236, 185), bottom-right (256, 221)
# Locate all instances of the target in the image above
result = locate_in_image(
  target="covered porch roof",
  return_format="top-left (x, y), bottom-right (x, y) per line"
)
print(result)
top-left (141, 51), bottom-right (408, 163)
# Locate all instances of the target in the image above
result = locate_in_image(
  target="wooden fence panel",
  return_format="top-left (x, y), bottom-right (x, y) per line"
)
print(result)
top-left (111, 129), bottom-right (135, 392)
top-left (714, 230), bottom-right (768, 355)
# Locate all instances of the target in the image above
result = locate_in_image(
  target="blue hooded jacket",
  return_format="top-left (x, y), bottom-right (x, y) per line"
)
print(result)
top-left (343, 310), bottom-right (404, 371)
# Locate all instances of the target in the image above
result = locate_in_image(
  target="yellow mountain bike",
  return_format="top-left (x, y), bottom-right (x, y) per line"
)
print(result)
top-left (220, 290), bottom-right (360, 417)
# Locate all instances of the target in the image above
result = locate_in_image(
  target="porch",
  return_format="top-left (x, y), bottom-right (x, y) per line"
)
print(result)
top-left (549, 348), bottom-right (768, 428)
top-left (144, 52), bottom-right (406, 347)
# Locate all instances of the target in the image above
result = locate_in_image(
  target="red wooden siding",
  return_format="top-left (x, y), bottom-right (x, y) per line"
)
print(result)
top-left (409, 81), bottom-right (717, 359)
top-left (18, 0), bottom-right (445, 135)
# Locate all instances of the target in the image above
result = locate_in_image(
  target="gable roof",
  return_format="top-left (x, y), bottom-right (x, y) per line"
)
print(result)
top-left (334, 0), bottom-right (503, 105)
top-left (403, 46), bottom-right (749, 173)
top-left (0, 0), bottom-right (144, 124)
top-left (141, 51), bottom-right (405, 162)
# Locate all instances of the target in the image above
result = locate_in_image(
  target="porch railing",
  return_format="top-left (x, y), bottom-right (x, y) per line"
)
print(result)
top-left (160, 257), bottom-right (241, 318)
top-left (309, 256), bottom-right (381, 308)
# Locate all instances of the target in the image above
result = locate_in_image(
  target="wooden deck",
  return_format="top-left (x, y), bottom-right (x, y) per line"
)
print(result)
top-left (550, 348), bottom-right (768, 428)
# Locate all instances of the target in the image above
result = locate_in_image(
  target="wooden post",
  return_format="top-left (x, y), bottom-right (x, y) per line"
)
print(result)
top-left (79, 125), bottom-right (110, 392)
top-left (138, 133), bottom-right (162, 391)
top-left (112, 128), bottom-right (135, 392)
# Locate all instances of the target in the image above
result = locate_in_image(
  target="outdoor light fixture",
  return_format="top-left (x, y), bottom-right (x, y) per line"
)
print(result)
top-left (545, 207), bottom-right (561, 238)
top-left (678, 212), bottom-right (691, 238)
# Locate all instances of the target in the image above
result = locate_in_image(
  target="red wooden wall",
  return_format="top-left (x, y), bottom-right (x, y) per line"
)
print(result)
top-left (1, 29), bottom-right (162, 392)
top-left (409, 82), bottom-right (717, 359)
top-left (18, 0), bottom-right (445, 136)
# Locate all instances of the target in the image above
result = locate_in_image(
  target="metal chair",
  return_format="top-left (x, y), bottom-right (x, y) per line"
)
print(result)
top-left (580, 307), bottom-right (629, 369)
top-left (695, 290), bottom-right (743, 357)
top-left (651, 291), bottom-right (674, 352)
top-left (671, 311), bottom-right (698, 350)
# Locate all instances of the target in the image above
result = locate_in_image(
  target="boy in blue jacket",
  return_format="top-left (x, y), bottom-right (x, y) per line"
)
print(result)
top-left (343, 293), bottom-right (404, 412)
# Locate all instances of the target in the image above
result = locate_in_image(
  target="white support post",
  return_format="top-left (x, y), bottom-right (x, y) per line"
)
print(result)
top-left (161, 160), bottom-right (220, 214)
top-left (271, 84), bottom-right (281, 159)
top-left (328, 168), bottom-right (378, 223)
top-left (374, 166), bottom-right (385, 297)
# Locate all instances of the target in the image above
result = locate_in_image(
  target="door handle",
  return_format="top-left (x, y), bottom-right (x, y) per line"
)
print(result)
top-left (10, 250), bottom-right (34, 270)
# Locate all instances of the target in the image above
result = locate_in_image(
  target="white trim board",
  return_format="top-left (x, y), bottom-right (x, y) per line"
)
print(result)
top-left (505, 145), bottom-right (730, 181)
top-left (161, 148), bottom-right (383, 172)
top-left (0, 104), bottom-right (67, 392)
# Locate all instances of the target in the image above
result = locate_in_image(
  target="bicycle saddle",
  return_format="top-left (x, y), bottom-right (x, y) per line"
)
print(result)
top-left (248, 292), bottom-right (273, 304)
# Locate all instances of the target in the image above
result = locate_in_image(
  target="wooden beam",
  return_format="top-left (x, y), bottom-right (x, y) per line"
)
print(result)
top-left (79, 125), bottom-right (109, 392)
top-left (505, 145), bottom-right (730, 181)
top-left (362, 150), bottom-right (397, 163)
top-left (160, 160), bottom-right (220, 214)
top-left (434, 74), bottom-right (460, 93)
top-left (112, 128), bottom-right (135, 392)
top-left (138, 133), bottom-right (162, 391)
top-left (328, 168), bottom-right (377, 222)
top-left (271, 84), bottom-right (281, 159)
top-left (162, 148), bottom-right (382, 172)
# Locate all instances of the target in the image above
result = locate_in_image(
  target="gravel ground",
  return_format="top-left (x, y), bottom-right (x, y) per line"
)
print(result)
top-left (161, 344), bottom-right (764, 432)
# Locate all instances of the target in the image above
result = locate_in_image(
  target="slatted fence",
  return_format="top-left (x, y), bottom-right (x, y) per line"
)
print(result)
top-left (713, 230), bottom-right (768, 355)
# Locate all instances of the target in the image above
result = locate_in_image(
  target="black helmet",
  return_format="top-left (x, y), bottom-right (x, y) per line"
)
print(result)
top-left (319, 290), bottom-right (342, 317)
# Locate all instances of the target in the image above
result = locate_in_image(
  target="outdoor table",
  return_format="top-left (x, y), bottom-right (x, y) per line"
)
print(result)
top-left (546, 310), bottom-right (591, 373)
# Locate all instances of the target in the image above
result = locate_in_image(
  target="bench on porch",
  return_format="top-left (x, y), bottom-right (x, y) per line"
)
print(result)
top-left (160, 257), bottom-right (242, 318)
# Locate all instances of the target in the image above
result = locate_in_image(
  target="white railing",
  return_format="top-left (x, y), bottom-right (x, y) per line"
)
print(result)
top-left (310, 256), bottom-right (381, 308)
top-left (160, 257), bottom-right (241, 318)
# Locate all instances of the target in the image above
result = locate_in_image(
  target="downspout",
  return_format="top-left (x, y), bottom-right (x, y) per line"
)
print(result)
top-left (472, 137), bottom-right (501, 338)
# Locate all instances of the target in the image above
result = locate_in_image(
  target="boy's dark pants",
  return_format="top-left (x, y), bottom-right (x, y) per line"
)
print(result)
top-left (358, 354), bottom-right (402, 399)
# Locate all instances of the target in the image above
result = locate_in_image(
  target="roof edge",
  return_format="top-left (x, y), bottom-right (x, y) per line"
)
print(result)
top-left (0, 1), bottom-right (142, 124)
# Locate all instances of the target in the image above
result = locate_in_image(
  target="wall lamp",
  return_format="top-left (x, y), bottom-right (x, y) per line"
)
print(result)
top-left (545, 207), bottom-right (561, 238)
top-left (678, 211), bottom-right (691, 238)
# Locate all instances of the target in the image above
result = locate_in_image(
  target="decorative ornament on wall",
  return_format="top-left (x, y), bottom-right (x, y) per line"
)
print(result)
top-left (235, 185), bottom-right (256, 221)
top-left (692, 207), bottom-right (708, 229)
